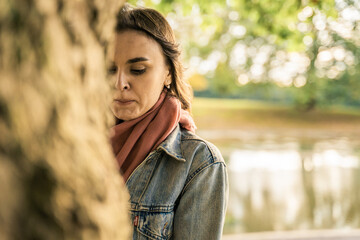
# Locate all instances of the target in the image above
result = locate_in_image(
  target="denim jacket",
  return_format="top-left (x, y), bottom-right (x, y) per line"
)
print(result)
top-left (126, 124), bottom-right (228, 240)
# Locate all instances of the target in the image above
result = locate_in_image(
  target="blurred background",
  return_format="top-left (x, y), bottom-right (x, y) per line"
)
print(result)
top-left (128, 0), bottom-right (360, 237)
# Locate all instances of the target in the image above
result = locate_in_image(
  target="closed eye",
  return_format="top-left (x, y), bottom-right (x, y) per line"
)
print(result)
top-left (131, 68), bottom-right (146, 75)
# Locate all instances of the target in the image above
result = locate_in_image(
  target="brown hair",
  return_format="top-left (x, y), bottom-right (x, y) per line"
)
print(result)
top-left (115, 4), bottom-right (192, 111)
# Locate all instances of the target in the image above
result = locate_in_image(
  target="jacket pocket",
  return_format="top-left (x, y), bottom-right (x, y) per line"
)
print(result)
top-left (133, 210), bottom-right (174, 240)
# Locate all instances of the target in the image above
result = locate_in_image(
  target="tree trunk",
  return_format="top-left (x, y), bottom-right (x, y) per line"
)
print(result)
top-left (0, 0), bottom-right (130, 239)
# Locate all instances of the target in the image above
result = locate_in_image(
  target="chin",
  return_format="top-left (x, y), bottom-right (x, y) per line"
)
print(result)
top-left (111, 110), bottom-right (130, 121)
top-left (115, 112), bottom-right (139, 121)
top-left (118, 116), bottom-right (132, 121)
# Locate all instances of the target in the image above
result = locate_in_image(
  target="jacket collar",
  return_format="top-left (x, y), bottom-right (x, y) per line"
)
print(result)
top-left (157, 125), bottom-right (186, 162)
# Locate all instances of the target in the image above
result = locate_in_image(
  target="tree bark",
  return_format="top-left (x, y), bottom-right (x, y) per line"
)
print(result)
top-left (0, 0), bottom-right (130, 239)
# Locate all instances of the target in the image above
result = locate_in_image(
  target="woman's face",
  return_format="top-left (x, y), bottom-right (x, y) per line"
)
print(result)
top-left (109, 30), bottom-right (170, 121)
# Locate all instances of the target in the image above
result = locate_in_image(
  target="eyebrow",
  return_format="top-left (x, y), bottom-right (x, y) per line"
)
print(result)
top-left (127, 57), bottom-right (149, 64)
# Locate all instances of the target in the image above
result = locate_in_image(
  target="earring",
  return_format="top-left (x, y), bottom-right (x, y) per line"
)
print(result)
top-left (165, 84), bottom-right (170, 89)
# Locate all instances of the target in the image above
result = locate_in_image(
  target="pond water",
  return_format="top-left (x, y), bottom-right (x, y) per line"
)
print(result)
top-left (197, 129), bottom-right (360, 234)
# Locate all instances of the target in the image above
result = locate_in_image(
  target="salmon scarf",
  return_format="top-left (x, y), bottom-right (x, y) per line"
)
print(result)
top-left (110, 91), bottom-right (196, 181)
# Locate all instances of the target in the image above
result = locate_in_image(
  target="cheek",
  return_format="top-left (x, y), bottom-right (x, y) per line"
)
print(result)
top-left (141, 85), bottom-right (163, 105)
top-left (139, 81), bottom-right (165, 107)
top-left (133, 70), bottom-right (167, 103)
top-left (140, 73), bottom-right (166, 92)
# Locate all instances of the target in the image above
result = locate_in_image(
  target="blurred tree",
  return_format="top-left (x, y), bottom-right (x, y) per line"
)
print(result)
top-left (187, 73), bottom-right (208, 91)
top-left (129, 0), bottom-right (360, 109)
top-left (0, 0), bottom-right (130, 239)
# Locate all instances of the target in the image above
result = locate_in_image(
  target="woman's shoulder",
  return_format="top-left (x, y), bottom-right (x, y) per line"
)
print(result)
top-left (178, 127), bottom-right (227, 191)
top-left (179, 127), bottom-right (225, 165)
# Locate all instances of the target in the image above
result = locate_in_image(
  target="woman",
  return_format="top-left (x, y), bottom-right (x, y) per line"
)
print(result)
top-left (109, 5), bottom-right (228, 240)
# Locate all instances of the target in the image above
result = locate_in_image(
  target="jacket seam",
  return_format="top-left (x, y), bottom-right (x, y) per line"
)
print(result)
top-left (137, 228), bottom-right (160, 240)
top-left (158, 145), bottom-right (186, 162)
top-left (136, 152), bottom-right (159, 204)
top-left (180, 134), bottom-right (225, 194)
top-left (130, 204), bottom-right (175, 213)
top-left (181, 161), bottom-right (226, 195)
top-left (136, 218), bottom-right (173, 240)
top-left (182, 138), bottom-right (224, 162)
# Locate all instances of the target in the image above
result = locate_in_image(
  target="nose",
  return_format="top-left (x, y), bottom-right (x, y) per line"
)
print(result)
top-left (115, 71), bottom-right (130, 91)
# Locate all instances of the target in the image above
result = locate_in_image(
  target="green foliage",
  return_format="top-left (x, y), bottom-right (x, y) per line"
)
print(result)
top-left (127, 0), bottom-right (360, 109)
top-left (209, 63), bottom-right (238, 95)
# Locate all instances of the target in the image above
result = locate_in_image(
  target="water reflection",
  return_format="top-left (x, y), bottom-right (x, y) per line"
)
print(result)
top-left (199, 130), bottom-right (360, 234)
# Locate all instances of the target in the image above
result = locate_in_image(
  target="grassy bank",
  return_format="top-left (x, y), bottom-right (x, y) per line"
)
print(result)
top-left (192, 98), bottom-right (360, 133)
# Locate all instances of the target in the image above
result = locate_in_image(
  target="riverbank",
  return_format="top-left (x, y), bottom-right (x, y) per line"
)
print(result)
top-left (192, 98), bottom-right (360, 134)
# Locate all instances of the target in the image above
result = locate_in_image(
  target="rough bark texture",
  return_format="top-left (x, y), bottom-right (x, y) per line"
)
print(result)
top-left (0, 0), bottom-right (130, 239)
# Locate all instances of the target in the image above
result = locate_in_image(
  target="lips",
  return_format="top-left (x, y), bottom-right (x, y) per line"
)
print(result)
top-left (113, 99), bottom-right (135, 105)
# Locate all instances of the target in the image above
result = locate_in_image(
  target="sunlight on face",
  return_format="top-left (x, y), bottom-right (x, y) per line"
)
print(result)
top-left (109, 30), bottom-right (171, 121)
